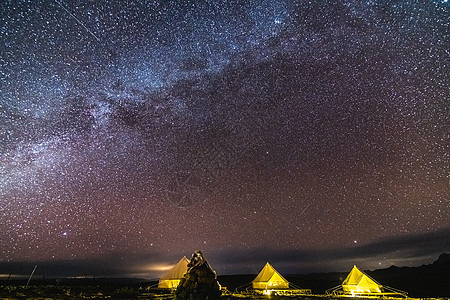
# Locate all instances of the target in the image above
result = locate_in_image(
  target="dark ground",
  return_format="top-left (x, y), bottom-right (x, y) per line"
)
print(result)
top-left (1, 254), bottom-right (449, 299)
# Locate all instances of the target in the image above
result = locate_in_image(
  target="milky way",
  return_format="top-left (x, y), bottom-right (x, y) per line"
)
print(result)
top-left (0, 0), bottom-right (449, 278)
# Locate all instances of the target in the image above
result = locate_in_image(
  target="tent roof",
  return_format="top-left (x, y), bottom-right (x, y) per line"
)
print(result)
top-left (252, 262), bottom-right (288, 284)
top-left (343, 265), bottom-right (381, 288)
top-left (160, 256), bottom-right (190, 280)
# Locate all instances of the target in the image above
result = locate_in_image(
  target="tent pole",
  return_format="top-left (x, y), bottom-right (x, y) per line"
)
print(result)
top-left (26, 265), bottom-right (38, 287)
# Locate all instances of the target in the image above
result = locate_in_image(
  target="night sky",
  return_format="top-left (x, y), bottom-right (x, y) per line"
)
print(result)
top-left (1, 0), bottom-right (449, 279)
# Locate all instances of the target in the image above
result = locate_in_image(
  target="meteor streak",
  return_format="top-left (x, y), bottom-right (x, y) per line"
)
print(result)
top-left (54, 0), bottom-right (100, 42)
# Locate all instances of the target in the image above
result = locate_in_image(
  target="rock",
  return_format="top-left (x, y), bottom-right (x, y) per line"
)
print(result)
top-left (175, 251), bottom-right (221, 300)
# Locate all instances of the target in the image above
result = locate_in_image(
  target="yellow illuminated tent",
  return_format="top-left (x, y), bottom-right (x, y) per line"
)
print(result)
top-left (342, 265), bottom-right (381, 294)
top-left (252, 262), bottom-right (289, 290)
top-left (158, 256), bottom-right (190, 289)
top-left (326, 265), bottom-right (407, 298)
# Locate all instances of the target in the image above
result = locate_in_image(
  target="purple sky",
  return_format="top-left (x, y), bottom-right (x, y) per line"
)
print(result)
top-left (1, 0), bottom-right (448, 279)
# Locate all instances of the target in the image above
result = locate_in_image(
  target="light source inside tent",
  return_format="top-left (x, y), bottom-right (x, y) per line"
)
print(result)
top-left (342, 266), bottom-right (382, 295)
top-left (252, 262), bottom-right (289, 290)
top-left (263, 289), bottom-right (275, 295)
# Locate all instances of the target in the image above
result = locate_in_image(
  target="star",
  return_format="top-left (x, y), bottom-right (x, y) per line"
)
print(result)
top-left (0, 0), bottom-right (448, 278)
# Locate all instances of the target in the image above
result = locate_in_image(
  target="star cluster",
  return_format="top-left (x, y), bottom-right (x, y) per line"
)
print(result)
top-left (0, 0), bottom-right (449, 277)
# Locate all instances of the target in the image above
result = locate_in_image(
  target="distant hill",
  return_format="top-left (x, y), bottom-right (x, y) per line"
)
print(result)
top-left (368, 253), bottom-right (450, 297)
top-left (217, 253), bottom-right (450, 297)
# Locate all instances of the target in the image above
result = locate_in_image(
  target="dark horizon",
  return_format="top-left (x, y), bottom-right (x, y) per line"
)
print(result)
top-left (1, 229), bottom-right (448, 279)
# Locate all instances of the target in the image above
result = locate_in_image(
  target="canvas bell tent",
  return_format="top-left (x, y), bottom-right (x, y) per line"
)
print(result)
top-left (252, 262), bottom-right (289, 290)
top-left (249, 262), bottom-right (311, 296)
top-left (342, 265), bottom-right (382, 294)
top-left (327, 265), bottom-right (407, 298)
top-left (158, 256), bottom-right (190, 289)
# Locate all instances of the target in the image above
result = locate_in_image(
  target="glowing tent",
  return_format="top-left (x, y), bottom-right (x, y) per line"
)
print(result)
top-left (158, 256), bottom-right (190, 289)
top-left (252, 262), bottom-right (289, 290)
top-left (342, 265), bottom-right (381, 294)
top-left (326, 265), bottom-right (407, 298)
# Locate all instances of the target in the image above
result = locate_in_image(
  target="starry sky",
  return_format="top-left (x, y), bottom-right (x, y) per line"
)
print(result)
top-left (0, 0), bottom-right (449, 279)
